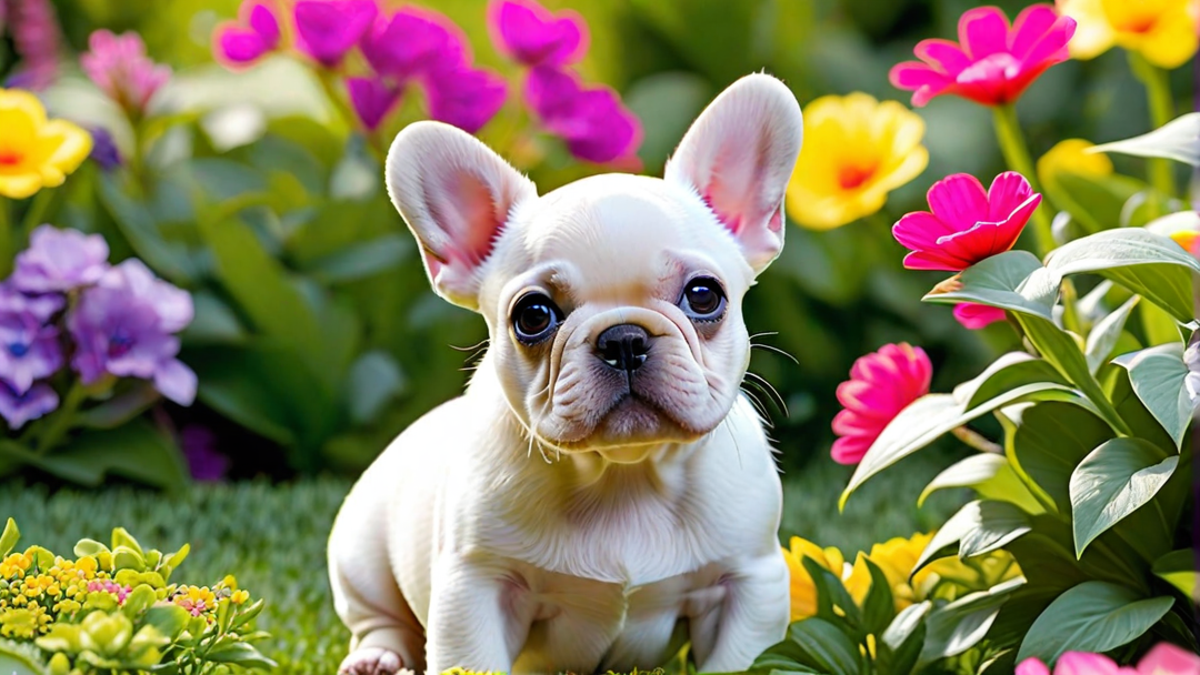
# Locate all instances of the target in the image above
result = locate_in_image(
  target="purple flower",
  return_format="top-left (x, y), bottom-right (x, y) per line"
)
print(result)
top-left (525, 66), bottom-right (641, 163)
top-left (67, 259), bottom-right (196, 406)
top-left (488, 0), bottom-right (588, 68)
top-left (6, 0), bottom-right (62, 90)
top-left (88, 126), bottom-right (122, 171)
top-left (422, 65), bottom-right (507, 134)
top-left (180, 425), bottom-right (230, 482)
top-left (347, 76), bottom-right (402, 131)
top-left (0, 285), bottom-right (63, 394)
top-left (359, 7), bottom-right (467, 81)
top-left (0, 380), bottom-right (58, 429)
top-left (12, 226), bottom-right (110, 294)
top-left (214, 1), bottom-right (282, 68)
top-left (81, 30), bottom-right (172, 114)
top-left (293, 0), bottom-right (377, 67)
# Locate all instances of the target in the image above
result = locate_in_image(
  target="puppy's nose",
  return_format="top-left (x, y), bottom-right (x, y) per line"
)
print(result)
top-left (596, 324), bottom-right (651, 372)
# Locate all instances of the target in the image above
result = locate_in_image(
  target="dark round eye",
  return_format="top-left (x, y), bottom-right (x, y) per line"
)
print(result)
top-left (512, 292), bottom-right (563, 344)
top-left (680, 277), bottom-right (726, 320)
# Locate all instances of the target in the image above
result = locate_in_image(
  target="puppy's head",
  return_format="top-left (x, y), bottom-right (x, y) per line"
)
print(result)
top-left (386, 74), bottom-right (802, 458)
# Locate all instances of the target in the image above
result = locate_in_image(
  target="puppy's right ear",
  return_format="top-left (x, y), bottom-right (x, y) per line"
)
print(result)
top-left (386, 121), bottom-right (537, 311)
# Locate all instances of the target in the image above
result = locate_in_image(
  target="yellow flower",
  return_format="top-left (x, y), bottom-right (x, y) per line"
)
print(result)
top-left (786, 93), bottom-right (927, 230)
top-left (1059, 0), bottom-right (1199, 69)
top-left (0, 603), bottom-right (50, 638)
top-left (231, 589), bottom-right (249, 605)
top-left (0, 89), bottom-right (92, 199)
top-left (0, 552), bottom-right (31, 579)
top-left (1036, 139), bottom-right (1114, 188)
top-left (782, 536), bottom-right (847, 622)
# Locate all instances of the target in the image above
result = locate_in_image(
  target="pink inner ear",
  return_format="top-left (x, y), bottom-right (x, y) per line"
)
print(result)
top-left (698, 131), bottom-right (773, 237)
top-left (431, 170), bottom-right (505, 268)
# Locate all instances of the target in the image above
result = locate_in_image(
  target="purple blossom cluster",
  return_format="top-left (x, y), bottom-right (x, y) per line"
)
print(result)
top-left (489, 0), bottom-right (641, 164)
top-left (2, 0), bottom-right (63, 90)
top-left (214, 0), bottom-right (506, 134)
top-left (0, 226), bottom-right (196, 430)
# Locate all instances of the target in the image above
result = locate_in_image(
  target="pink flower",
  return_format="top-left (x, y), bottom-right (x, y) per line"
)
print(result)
top-left (890, 4), bottom-right (1075, 107)
top-left (86, 580), bottom-right (132, 604)
top-left (1016, 644), bottom-right (1200, 675)
top-left (524, 66), bottom-right (641, 164)
top-left (359, 7), bottom-right (467, 81)
top-left (214, 1), bottom-right (282, 68)
top-left (1136, 643), bottom-right (1200, 675)
top-left (347, 76), bottom-right (402, 131)
top-left (892, 171), bottom-right (1041, 272)
top-left (6, 0), bottom-right (63, 90)
top-left (422, 64), bottom-right (508, 134)
top-left (488, 0), bottom-right (588, 68)
top-left (953, 302), bottom-right (1008, 329)
top-left (831, 343), bottom-right (932, 465)
top-left (292, 0), bottom-right (377, 67)
top-left (81, 30), bottom-right (172, 115)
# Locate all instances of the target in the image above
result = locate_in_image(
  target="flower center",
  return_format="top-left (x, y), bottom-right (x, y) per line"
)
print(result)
top-left (0, 149), bottom-right (23, 166)
top-left (108, 333), bottom-right (134, 358)
top-left (838, 163), bottom-right (877, 190)
top-left (8, 342), bottom-right (29, 358)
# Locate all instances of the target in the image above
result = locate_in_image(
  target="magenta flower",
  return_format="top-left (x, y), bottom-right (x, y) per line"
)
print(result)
top-left (423, 65), bottom-right (508, 134)
top-left (181, 425), bottom-right (230, 482)
top-left (359, 7), bottom-right (467, 81)
top-left (81, 30), bottom-right (172, 115)
top-left (68, 259), bottom-right (196, 406)
top-left (892, 171), bottom-right (1041, 272)
top-left (347, 76), bottom-right (402, 131)
top-left (0, 285), bottom-right (62, 395)
top-left (293, 0), bottom-right (377, 67)
top-left (214, 1), bottom-right (282, 68)
top-left (488, 0), bottom-right (588, 68)
top-left (87, 580), bottom-right (132, 604)
top-left (953, 302), bottom-right (1008, 330)
top-left (12, 226), bottom-right (110, 294)
top-left (890, 4), bottom-right (1075, 107)
top-left (5, 0), bottom-right (62, 90)
top-left (0, 381), bottom-right (58, 429)
top-left (525, 66), bottom-right (641, 163)
top-left (1017, 643), bottom-right (1200, 675)
top-left (832, 343), bottom-right (932, 465)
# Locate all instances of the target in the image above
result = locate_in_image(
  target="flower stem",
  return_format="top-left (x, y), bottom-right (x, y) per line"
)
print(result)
top-left (19, 188), bottom-right (54, 242)
top-left (0, 197), bottom-right (10, 278)
top-left (36, 381), bottom-right (88, 454)
top-left (952, 425), bottom-right (1003, 454)
top-left (992, 104), bottom-right (1055, 257)
top-left (1128, 52), bottom-right (1177, 208)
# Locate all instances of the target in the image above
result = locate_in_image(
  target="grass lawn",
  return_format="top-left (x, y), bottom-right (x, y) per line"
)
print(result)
top-left (1, 451), bottom-right (962, 674)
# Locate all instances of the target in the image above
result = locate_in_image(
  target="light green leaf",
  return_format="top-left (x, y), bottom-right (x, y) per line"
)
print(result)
top-left (923, 251), bottom-right (1058, 320)
top-left (1016, 581), bottom-right (1174, 665)
top-left (771, 619), bottom-right (860, 675)
top-left (1090, 113), bottom-right (1200, 166)
top-left (1151, 549), bottom-right (1197, 598)
top-left (0, 639), bottom-right (47, 675)
top-left (1069, 438), bottom-right (1177, 557)
top-left (0, 518), bottom-right (17, 557)
top-left (1085, 297), bottom-right (1140, 373)
top-left (1044, 228), bottom-right (1200, 323)
top-left (918, 454), bottom-right (1043, 514)
top-left (879, 601), bottom-right (929, 675)
top-left (954, 352), bottom-right (1069, 409)
top-left (917, 577), bottom-right (1026, 668)
top-left (301, 234), bottom-right (411, 285)
top-left (913, 501), bottom-right (1031, 575)
top-left (1114, 343), bottom-right (1193, 448)
top-left (204, 642), bottom-right (278, 670)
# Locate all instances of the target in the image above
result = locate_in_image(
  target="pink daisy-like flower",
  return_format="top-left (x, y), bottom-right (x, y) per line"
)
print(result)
top-left (892, 171), bottom-right (1041, 272)
top-left (890, 4), bottom-right (1075, 107)
top-left (80, 30), bottom-right (172, 115)
top-left (831, 342), bottom-right (933, 465)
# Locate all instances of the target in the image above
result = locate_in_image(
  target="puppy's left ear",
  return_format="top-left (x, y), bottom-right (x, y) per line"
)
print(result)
top-left (665, 73), bottom-right (803, 275)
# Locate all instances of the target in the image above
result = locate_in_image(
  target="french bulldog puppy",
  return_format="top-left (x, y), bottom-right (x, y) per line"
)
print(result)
top-left (327, 73), bottom-right (804, 675)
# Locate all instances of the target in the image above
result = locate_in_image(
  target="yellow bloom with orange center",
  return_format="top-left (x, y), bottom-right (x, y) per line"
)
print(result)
top-left (1058, 0), bottom-right (1199, 69)
top-left (781, 536), bottom-right (848, 622)
top-left (786, 93), bottom-right (928, 231)
top-left (1036, 138), bottom-right (1114, 186)
top-left (0, 89), bottom-right (92, 199)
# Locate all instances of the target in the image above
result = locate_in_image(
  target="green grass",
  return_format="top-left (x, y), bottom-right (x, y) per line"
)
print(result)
top-left (0, 451), bottom-right (962, 674)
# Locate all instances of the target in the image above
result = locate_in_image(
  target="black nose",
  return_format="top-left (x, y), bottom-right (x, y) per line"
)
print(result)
top-left (596, 324), bottom-right (651, 372)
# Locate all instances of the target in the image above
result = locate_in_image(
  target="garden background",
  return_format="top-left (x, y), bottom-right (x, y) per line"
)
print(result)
top-left (0, 0), bottom-right (1195, 673)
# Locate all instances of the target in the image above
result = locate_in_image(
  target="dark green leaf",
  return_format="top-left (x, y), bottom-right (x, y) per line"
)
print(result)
top-left (1041, 171), bottom-right (1144, 234)
top-left (914, 501), bottom-right (1031, 575)
top-left (1008, 402), bottom-right (1114, 514)
top-left (923, 251), bottom-right (1058, 320)
top-left (772, 619), bottom-right (861, 675)
top-left (1016, 581), bottom-right (1174, 665)
top-left (1070, 438), bottom-right (1176, 557)
top-left (98, 173), bottom-right (199, 285)
top-left (0, 421), bottom-right (188, 491)
top-left (302, 234), bottom-right (411, 284)
top-left (801, 557), bottom-right (861, 628)
top-left (1114, 344), bottom-right (1192, 448)
top-left (859, 557), bottom-right (896, 635)
top-left (75, 382), bottom-right (160, 429)
top-left (181, 290), bottom-right (246, 345)
top-left (1151, 549), bottom-right (1197, 598)
top-left (346, 351), bottom-right (405, 425)
top-left (204, 642), bottom-right (278, 670)
top-left (917, 577), bottom-right (1025, 667)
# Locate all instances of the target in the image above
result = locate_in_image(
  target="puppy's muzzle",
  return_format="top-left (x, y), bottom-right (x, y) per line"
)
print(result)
top-left (595, 323), bottom-right (651, 372)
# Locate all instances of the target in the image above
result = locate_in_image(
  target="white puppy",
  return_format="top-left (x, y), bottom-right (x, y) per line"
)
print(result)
top-left (327, 73), bottom-right (803, 675)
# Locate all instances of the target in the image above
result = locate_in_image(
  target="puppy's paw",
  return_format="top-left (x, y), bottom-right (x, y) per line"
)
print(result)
top-left (337, 647), bottom-right (405, 675)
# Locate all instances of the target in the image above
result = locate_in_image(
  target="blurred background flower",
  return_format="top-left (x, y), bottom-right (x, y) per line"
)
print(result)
top-left (1058, 0), bottom-right (1199, 69)
top-left (0, 89), bottom-right (91, 199)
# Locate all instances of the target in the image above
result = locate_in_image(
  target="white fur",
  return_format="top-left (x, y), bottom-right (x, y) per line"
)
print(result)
top-left (328, 74), bottom-right (804, 675)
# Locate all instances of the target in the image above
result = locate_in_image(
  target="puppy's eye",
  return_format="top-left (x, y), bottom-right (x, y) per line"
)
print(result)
top-left (680, 277), bottom-right (726, 321)
top-left (512, 292), bottom-right (563, 344)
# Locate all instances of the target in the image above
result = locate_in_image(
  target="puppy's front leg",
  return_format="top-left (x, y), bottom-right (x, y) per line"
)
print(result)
top-left (691, 552), bottom-right (790, 673)
top-left (424, 556), bottom-right (530, 674)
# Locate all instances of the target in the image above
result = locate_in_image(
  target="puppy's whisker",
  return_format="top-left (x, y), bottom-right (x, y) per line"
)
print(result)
top-left (739, 386), bottom-right (775, 430)
top-left (749, 342), bottom-right (799, 365)
top-left (743, 371), bottom-right (788, 418)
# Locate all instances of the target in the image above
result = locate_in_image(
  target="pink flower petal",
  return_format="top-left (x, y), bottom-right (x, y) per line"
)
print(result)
top-left (831, 342), bottom-right (932, 464)
top-left (892, 211), bottom-right (957, 250)
top-left (1056, 652), bottom-right (1124, 675)
top-left (927, 173), bottom-right (990, 229)
top-left (1137, 642), bottom-right (1200, 675)
top-left (986, 171), bottom-right (1035, 220)
top-left (958, 6), bottom-right (1011, 59)
top-left (247, 2), bottom-right (281, 47)
top-left (902, 248), bottom-right (972, 272)
top-left (1015, 658), bottom-right (1051, 675)
top-left (953, 303), bottom-right (1008, 329)
top-left (831, 434), bottom-right (873, 464)
top-left (1008, 4), bottom-right (1059, 58)
top-left (914, 38), bottom-right (972, 75)
top-left (216, 25), bottom-right (268, 65)
top-left (488, 0), bottom-right (589, 68)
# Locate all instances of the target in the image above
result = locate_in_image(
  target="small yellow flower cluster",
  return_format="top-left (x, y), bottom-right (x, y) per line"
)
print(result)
top-left (0, 552), bottom-right (113, 637)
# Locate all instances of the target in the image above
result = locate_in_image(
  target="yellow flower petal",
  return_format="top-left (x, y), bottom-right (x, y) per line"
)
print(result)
top-left (0, 88), bottom-right (92, 200)
top-left (1037, 139), bottom-right (1114, 187)
top-left (0, 174), bottom-right (44, 199)
top-left (1060, 0), bottom-right (1118, 59)
top-left (1118, 3), bottom-right (1199, 68)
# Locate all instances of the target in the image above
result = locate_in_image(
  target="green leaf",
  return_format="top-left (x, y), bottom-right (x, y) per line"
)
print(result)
top-left (0, 421), bottom-right (188, 491)
top-left (1016, 581), bottom-right (1174, 665)
top-left (1041, 171), bottom-right (1145, 234)
top-left (1008, 403), bottom-right (1115, 515)
top-left (859, 556), bottom-right (896, 635)
top-left (301, 234), bottom-right (411, 285)
top-left (111, 528), bottom-right (144, 557)
top-left (1085, 296), bottom-right (1140, 373)
top-left (754, 619), bottom-right (860, 675)
top-left (204, 642), bottom-right (278, 670)
top-left (1114, 344), bottom-right (1193, 448)
top-left (1151, 549), bottom-right (1197, 598)
top-left (923, 251), bottom-right (1058, 320)
top-left (1090, 112), bottom-right (1200, 166)
top-left (801, 557), bottom-right (861, 628)
top-left (1045, 228), bottom-right (1200, 324)
top-left (0, 518), bottom-right (17, 557)
top-left (878, 601), bottom-right (929, 675)
top-left (918, 454), bottom-right (1043, 514)
top-left (96, 173), bottom-right (199, 285)
top-left (181, 290), bottom-right (246, 345)
top-left (75, 382), bottom-right (160, 429)
top-left (913, 500), bottom-right (1031, 575)
top-left (346, 350), bottom-right (406, 425)
top-left (956, 352), bottom-right (1070, 409)
top-left (0, 640), bottom-right (48, 675)
top-left (917, 577), bottom-right (1026, 668)
top-left (1070, 439), bottom-right (1177, 558)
